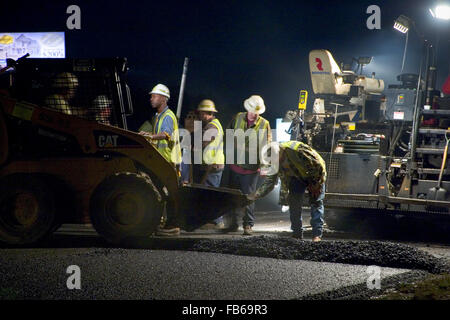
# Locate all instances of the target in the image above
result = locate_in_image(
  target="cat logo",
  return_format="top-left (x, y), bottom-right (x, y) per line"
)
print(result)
top-left (98, 135), bottom-right (118, 148)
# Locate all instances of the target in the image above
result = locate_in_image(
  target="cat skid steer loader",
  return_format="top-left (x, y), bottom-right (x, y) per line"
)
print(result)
top-left (0, 56), bottom-right (245, 245)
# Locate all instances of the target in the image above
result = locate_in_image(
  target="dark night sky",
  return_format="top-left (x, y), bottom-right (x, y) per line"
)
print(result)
top-left (2, 0), bottom-right (450, 130)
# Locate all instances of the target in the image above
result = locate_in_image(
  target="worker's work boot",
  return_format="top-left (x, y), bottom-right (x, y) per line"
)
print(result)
top-left (243, 226), bottom-right (253, 236)
top-left (312, 236), bottom-right (321, 242)
top-left (215, 222), bottom-right (225, 230)
top-left (156, 225), bottom-right (181, 236)
top-left (292, 231), bottom-right (303, 240)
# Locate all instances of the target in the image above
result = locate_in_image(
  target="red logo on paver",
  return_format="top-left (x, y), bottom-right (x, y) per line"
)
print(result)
top-left (315, 58), bottom-right (323, 71)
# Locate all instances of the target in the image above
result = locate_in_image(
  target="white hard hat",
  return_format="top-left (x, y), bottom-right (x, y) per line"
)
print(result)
top-left (149, 83), bottom-right (170, 99)
top-left (93, 95), bottom-right (112, 109)
top-left (197, 99), bottom-right (218, 113)
top-left (52, 72), bottom-right (79, 89)
top-left (244, 95), bottom-right (265, 115)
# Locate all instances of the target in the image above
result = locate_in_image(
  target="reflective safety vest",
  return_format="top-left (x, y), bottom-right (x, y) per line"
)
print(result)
top-left (203, 118), bottom-right (225, 165)
top-left (152, 108), bottom-right (181, 165)
top-left (44, 94), bottom-right (73, 115)
top-left (279, 140), bottom-right (327, 184)
top-left (233, 112), bottom-right (270, 132)
top-left (232, 112), bottom-right (271, 170)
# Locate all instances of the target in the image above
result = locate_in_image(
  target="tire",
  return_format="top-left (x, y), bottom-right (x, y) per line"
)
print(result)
top-left (89, 172), bottom-right (163, 245)
top-left (0, 175), bottom-right (56, 245)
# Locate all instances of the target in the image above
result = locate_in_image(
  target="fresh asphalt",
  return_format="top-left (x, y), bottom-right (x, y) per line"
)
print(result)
top-left (0, 247), bottom-right (409, 300)
top-left (1, 210), bottom-right (449, 300)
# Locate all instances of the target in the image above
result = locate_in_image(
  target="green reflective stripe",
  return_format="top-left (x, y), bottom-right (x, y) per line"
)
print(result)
top-left (157, 141), bottom-right (169, 147)
top-left (235, 112), bottom-right (247, 130)
top-left (289, 141), bottom-right (299, 149)
top-left (281, 141), bottom-right (301, 151)
top-left (155, 109), bottom-right (169, 134)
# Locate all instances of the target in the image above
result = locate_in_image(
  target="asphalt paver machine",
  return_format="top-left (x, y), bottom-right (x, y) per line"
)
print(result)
top-left (305, 49), bottom-right (450, 235)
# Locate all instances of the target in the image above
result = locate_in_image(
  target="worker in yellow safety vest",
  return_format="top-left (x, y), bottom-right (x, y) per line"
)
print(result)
top-left (139, 83), bottom-right (181, 166)
top-left (139, 83), bottom-right (182, 236)
top-left (223, 95), bottom-right (272, 235)
top-left (192, 99), bottom-right (225, 228)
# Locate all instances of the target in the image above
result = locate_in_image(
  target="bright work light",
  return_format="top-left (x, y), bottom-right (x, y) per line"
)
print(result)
top-left (393, 15), bottom-right (411, 33)
top-left (357, 57), bottom-right (372, 65)
top-left (429, 4), bottom-right (450, 20)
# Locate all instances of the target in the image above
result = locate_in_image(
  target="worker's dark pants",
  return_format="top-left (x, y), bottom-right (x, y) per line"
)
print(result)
top-left (229, 170), bottom-right (259, 227)
top-left (288, 178), bottom-right (325, 237)
top-left (165, 199), bottom-right (180, 228)
top-left (194, 169), bottom-right (224, 224)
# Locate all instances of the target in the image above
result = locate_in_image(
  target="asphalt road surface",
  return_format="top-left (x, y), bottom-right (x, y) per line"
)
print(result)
top-left (0, 210), bottom-right (449, 300)
top-left (0, 247), bottom-right (409, 300)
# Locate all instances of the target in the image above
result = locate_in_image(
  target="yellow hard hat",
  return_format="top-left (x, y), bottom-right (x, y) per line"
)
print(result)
top-left (52, 72), bottom-right (79, 89)
top-left (197, 99), bottom-right (218, 113)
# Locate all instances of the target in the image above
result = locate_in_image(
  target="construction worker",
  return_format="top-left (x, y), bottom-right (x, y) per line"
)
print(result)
top-left (247, 141), bottom-right (327, 242)
top-left (92, 95), bottom-right (112, 125)
top-left (45, 72), bottom-right (79, 115)
top-left (193, 99), bottom-right (225, 227)
top-left (139, 83), bottom-right (181, 165)
top-left (224, 95), bottom-right (272, 235)
top-left (139, 83), bottom-right (182, 236)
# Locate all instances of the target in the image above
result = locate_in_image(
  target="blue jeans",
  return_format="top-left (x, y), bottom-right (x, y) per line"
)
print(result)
top-left (288, 178), bottom-right (325, 237)
top-left (180, 160), bottom-right (191, 183)
top-left (202, 170), bottom-right (223, 189)
top-left (229, 170), bottom-right (259, 227)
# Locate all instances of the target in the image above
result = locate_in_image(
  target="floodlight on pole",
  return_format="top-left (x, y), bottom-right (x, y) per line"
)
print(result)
top-left (394, 15), bottom-right (413, 73)
top-left (357, 56), bottom-right (373, 75)
top-left (430, 3), bottom-right (450, 20)
top-left (393, 15), bottom-right (411, 33)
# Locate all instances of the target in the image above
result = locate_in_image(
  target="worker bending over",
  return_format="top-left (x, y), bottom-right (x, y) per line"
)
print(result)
top-left (247, 141), bottom-right (326, 242)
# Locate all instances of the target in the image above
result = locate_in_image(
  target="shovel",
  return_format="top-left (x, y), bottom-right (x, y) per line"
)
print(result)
top-left (428, 131), bottom-right (450, 200)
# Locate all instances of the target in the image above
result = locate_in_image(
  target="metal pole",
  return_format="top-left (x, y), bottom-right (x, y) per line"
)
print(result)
top-left (401, 30), bottom-right (409, 73)
top-left (410, 40), bottom-right (427, 164)
top-left (327, 103), bottom-right (341, 189)
top-left (176, 57), bottom-right (189, 121)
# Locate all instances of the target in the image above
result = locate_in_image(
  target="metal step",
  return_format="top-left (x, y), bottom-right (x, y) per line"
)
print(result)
top-left (421, 109), bottom-right (450, 116)
top-left (418, 168), bottom-right (450, 175)
top-left (419, 128), bottom-right (449, 135)
top-left (416, 147), bottom-right (450, 154)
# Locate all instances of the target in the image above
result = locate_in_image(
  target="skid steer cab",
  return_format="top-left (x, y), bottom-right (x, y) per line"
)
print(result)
top-left (0, 57), bottom-right (246, 246)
